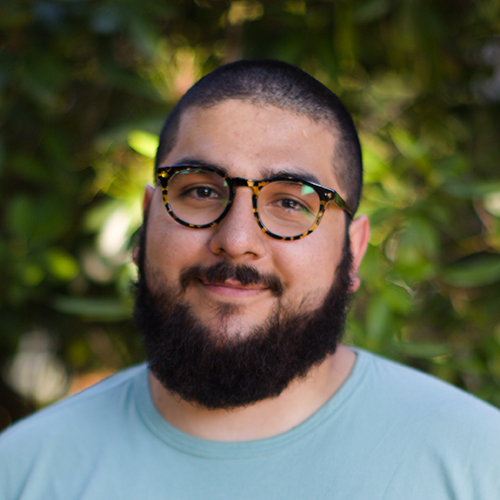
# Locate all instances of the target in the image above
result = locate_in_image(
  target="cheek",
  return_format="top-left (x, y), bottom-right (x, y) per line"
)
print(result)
top-left (272, 231), bottom-right (340, 293)
top-left (145, 197), bottom-right (211, 281)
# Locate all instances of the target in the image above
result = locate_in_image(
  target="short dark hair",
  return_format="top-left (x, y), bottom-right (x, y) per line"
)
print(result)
top-left (155, 59), bottom-right (363, 213)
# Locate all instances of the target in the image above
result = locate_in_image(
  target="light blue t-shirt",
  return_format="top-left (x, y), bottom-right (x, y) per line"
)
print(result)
top-left (1, 349), bottom-right (500, 499)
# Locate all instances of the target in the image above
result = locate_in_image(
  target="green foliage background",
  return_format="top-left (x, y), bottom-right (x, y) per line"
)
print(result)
top-left (1, 0), bottom-right (500, 426)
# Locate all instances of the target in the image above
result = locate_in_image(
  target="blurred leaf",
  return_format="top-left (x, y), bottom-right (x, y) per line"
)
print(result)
top-left (52, 297), bottom-right (131, 321)
top-left (31, 197), bottom-right (72, 243)
top-left (6, 195), bottom-right (35, 241)
top-left (390, 126), bottom-right (426, 160)
top-left (18, 262), bottom-right (45, 287)
top-left (366, 294), bottom-right (392, 344)
top-left (399, 342), bottom-right (450, 359)
top-left (382, 285), bottom-right (413, 315)
top-left (67, 338), bottom-right (94, 369)
top-left (11, 154), bottom-right (51, 184)
top-left (128, 130), bottom-right (159, 158)
top-left (44, 249), bottom-right (79, 281)
top-left (443, 253), bottom-right (500, 287)
top-left (442, 181), bottom-right (500, 199)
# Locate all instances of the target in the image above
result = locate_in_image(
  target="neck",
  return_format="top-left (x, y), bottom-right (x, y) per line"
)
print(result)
top-left (149, 344), bottom-right (356, 442)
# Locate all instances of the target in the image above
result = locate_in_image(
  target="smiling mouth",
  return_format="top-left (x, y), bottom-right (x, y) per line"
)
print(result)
top-left (180, 262), bottom-right (284, 297)
top-left (201, 278), bottom-right (265, 289)
top-left (199, 279), bottom-right (268, 298)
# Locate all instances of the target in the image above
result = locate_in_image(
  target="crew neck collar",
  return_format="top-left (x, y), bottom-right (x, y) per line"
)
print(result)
top-left (135, 348), bottom-right (370, 459)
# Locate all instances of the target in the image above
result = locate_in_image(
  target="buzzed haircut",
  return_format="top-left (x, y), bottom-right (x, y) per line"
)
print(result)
top-left (155, 59), bottom-right (363, 214)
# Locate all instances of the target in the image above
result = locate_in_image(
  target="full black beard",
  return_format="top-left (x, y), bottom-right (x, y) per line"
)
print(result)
top-left (133, 227), bottom-right (353, 410)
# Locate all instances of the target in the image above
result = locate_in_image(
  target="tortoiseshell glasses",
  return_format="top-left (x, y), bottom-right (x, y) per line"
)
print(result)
top-left (156, 165), bottom-right (353, 241)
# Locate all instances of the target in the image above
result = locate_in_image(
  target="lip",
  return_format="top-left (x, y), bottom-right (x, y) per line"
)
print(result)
top-left (199, 279), bottom-right (268, 298)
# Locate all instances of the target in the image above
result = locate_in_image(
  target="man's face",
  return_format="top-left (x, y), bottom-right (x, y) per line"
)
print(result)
top-left (135, 100), bottom-right (368, 409)
top-left (145, 101), bottom-right (348, 335)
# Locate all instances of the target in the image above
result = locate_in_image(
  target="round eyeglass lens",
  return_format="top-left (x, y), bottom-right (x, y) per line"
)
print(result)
top-left (258, 181), bottom-right (321, 237)
top-left (167, 169), bottom-right (230, 226)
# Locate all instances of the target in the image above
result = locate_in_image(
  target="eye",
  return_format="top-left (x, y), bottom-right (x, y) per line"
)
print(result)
top-left (194, 186), bottom-right (219, 198)
top-left (276, 198), bottom-right (306, 211)
top-left (268, 195), bottom-right (314, 216)
top-left (182, 185), bottom-right (222, 199)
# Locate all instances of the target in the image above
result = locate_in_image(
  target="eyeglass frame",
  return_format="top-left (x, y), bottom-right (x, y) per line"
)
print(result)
top-left (156, 165), bottom-right (353, 241)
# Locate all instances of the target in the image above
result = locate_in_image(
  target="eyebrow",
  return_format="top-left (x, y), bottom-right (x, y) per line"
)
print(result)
top-left (170, 157), bottom-right (229, 176)
top-left (168, 157), bottom-right (321, 185)
top-left (259, 167), bottom-right (321, 185)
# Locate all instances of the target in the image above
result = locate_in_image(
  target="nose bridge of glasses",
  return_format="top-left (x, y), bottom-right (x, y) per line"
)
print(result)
top-left (215, 177), bottom-right (266, 241)
top-left (220, 177), bottom-right (267, 237)
top-left (226, 178), bottom-right (261, 231)
top-left (230, 177), bottom-right (262, 198)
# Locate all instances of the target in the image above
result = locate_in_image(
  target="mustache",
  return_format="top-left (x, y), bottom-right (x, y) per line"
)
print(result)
top-left (180, 261), bottom-right (283, 297)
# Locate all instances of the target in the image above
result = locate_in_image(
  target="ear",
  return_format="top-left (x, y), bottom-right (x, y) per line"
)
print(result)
top-left (347, 215), bottom-right (370, 293)
top-left (133, 185), bottom-right (155, 264)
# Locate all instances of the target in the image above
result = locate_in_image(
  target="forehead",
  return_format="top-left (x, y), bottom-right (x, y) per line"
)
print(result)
top-left (162, 100), bottom-right (340, 188)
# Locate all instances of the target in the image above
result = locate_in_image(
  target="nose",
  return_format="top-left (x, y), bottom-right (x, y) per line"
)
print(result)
top-left (208, 187), bottom-right (267, 261)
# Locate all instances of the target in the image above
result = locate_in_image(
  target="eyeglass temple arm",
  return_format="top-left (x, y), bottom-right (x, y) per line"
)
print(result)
top-left (324, 190), bottom-right (353, 218)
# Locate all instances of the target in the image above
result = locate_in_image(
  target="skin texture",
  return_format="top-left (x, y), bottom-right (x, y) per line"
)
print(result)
top-left (143, 101), bottom-right (370, 440)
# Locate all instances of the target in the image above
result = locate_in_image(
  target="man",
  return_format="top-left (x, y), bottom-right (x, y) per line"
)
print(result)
top-left (1, 60), bottom-right (499, 499)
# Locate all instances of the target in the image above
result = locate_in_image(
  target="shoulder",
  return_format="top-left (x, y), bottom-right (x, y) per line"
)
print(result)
top-left (0, 364), bottom-right (147, 497)
top-left (342, 350), bottom-right (500, 497)
top-left (1, 363), bottom-right (146, 439)
top-left (355, 349), bottom-right (500, 423)
top-left (359, 349), bottom-right (499, 411)
top-left (352, 349), bottom-right (500, 456)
